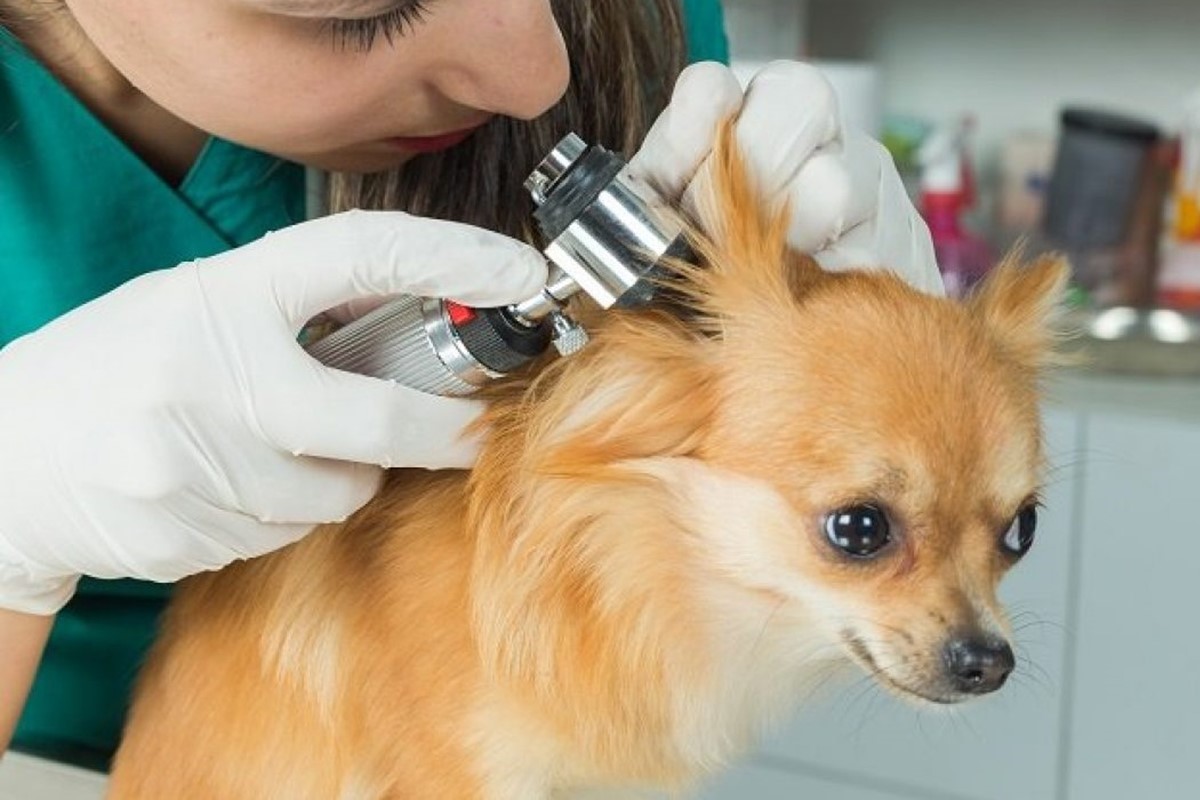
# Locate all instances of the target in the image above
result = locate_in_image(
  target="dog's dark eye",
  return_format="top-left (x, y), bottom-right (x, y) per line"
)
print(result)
top-left (1002, 505), bottom-right (1037, 557)
top-left (824, 505), bottom-right (891, 558)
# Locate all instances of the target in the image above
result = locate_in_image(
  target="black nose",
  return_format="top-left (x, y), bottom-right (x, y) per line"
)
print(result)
top-left (943, 636), bottom-right (1015, 694)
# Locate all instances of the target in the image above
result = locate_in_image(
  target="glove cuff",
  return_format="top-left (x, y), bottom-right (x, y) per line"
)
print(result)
top-left (0, 545), bottom-right (80, 615)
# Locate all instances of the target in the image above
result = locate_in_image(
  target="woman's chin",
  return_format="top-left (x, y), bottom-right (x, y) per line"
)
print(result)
top-left (283, 146), bottom-right (422, 174)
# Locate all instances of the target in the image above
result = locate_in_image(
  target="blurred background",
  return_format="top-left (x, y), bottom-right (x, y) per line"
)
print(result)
top-left (698, 2), bottom-right (1200, 800)
top-left (725, 0), bottom-right (1200, 312)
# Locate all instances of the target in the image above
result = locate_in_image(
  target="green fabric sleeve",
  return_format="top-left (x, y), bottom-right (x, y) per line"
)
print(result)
top-left (682, 0), bottom-right (730, 64)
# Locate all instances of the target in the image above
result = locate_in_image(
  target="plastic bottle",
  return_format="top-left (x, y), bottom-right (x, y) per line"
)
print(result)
top-left (917, 121), bottom-right (993, 298)
top-left (1157, 90), bottom-right (1200, 311)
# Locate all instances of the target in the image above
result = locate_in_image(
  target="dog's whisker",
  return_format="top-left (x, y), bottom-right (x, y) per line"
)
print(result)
top-left (852, 684), bottom-right (892, 741)
top-left (1007, 671), bottom-right (1053, 702)
top-left (836, 672), bottom-right (884, 727)
top-left (794, 662), bottom-right (849, 706)
top-left (1013, 652), bottom-right (1056, 694)
top-left (1014, 618), bottom-right (1071, 637)
top-left (913, 703), bottom-right (942, 745)
top-left (748, 595), bottom-right (790, 663)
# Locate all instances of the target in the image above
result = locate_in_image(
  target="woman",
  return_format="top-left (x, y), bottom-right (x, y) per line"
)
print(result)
top-left (0, 0), bottom-right (939, 776)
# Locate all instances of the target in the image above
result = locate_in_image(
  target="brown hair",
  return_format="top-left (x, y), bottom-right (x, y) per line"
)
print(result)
top-left (329, 0), bottom-right (687, 244)
top-left (0, 0), bottom-right (60, 35)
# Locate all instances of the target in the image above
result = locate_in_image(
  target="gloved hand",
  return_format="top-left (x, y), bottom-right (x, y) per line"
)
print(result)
top-left (629, 60), bottom-right (944, 296)
top-left (0, 210), bottom-right (547, 615)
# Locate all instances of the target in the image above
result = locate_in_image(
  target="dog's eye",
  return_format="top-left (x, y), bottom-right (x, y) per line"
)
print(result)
top-left (824, 505), bottom-right (891, 558)
top-left (1002, 505), bottom-right (1037, 557)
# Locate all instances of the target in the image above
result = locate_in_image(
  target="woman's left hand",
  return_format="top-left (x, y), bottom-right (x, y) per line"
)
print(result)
top-left (629, 60), bottom-right (944, 296)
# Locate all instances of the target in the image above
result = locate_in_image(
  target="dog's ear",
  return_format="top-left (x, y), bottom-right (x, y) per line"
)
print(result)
top-left (968, 253), bottom-right (1071, 370)
top-left (673, 120), bottom-right (822, 329)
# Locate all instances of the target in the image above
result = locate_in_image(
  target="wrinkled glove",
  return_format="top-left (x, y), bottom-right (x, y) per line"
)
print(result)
top-left (629, 60), bottom-right (944, 295)
top-left (0, 210), bottom-right (547, 615)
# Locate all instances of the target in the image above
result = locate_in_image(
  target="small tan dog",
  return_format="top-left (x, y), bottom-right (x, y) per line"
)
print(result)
top-left (108, 127), bottom-right (1066, 799)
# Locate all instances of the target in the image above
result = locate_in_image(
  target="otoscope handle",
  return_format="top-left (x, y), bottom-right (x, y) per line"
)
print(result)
top-left (305, 294), bottom-right (553, 396)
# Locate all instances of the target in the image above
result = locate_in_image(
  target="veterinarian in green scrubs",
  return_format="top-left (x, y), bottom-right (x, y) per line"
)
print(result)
top-left (0, 0), bottom-right (731, 771)
top-left (1, 0), bottom-right (940, 779)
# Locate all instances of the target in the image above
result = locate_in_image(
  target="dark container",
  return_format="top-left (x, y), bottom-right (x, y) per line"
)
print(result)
top-left (1044, 108), bottom-right (1161, 249)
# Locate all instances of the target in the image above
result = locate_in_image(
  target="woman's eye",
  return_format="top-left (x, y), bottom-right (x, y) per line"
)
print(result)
top-left (1002, 505), bottom-right (1038, 557)
top-left (824, 505), bottom-right (891, 558)
top-left (325, 1), bottom-right (433, 52)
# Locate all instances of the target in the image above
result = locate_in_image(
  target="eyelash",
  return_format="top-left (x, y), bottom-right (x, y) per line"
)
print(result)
top-left (324, 1), bottom-right (433, 52)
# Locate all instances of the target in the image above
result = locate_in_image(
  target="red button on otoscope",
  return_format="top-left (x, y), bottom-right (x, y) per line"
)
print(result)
top-left (445, 301), bottom-right (477, 327)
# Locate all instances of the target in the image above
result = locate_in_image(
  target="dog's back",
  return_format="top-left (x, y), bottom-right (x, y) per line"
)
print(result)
top-left (109, 472), bottom-right (492, 797)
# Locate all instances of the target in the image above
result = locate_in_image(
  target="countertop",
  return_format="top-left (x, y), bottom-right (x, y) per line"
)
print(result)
top-left (1047, 369), bottom-right (1200, 424)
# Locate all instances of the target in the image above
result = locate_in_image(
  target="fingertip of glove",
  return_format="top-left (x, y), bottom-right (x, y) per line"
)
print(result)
top-left (377, 397), bottom-right (485, 471)
top-left (450, 245), bottom-right (547, 307)
top-left (509, 247), bottom-right (551, 296)
top-left (674, 61), bottom-right (743, 113)
top-left (746, 62), bottom-right (840, 134)
top-left (0, 572), bottom-right (79, 616)
top-left (341, 461), bottom-right (387, 508)
top-left (783, 155), bottom-right (854, 251)
top-left (752, 61), bottom-right (833, 94)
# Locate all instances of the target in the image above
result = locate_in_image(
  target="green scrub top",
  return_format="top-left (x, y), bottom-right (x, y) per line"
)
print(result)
top-left (682, 0), bottom-right (730, 64)
top-left (1, 1), bottom-right (726, 772)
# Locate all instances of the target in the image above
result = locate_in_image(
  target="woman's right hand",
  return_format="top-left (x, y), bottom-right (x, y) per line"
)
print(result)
top-left (0, 211), bottom-right (547, 615)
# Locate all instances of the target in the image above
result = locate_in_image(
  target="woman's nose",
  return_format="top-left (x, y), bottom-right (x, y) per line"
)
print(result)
top-left (433, 0), bottom-right (571, 120)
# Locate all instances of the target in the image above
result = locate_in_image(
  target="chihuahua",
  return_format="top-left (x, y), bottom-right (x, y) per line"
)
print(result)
top-left (108, 125), bottom-right (1066, 799)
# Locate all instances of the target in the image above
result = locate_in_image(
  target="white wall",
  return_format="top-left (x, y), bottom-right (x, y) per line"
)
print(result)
top-left (723, 0), bottom-right (809, 60)
top-left (807, 0), bottom-right (1200, 154)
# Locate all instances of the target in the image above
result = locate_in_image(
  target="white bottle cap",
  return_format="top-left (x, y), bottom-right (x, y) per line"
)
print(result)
top-left (917, 126), bottom-right (963, 195)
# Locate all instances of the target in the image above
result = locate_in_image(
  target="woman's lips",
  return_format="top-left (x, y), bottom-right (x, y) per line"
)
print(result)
top-left (386, 126), bottom-right (484, 154)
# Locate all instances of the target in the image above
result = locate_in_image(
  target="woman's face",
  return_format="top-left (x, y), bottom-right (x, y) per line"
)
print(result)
top-left (62, 0), bottom-right (571, 171)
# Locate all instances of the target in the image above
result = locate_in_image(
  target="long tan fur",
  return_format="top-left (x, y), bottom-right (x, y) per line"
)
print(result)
top-left (108, 125), bottom-right (1068, 799)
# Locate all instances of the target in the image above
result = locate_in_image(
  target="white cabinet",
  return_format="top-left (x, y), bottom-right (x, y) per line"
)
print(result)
top-left (1064, 414), bottom-right (1200, 799)
top-left (698, 760), bottom-right (918, 800)
top-left (0, 753), bottom-right (105, 800)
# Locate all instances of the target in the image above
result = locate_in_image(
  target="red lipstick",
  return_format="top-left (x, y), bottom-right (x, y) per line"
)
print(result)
top-left (387, 126), bottom-right (483, 154)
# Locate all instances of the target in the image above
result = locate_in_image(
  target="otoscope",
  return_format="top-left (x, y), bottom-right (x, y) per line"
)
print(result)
top-left (304, 134), bottom-right (689, 395)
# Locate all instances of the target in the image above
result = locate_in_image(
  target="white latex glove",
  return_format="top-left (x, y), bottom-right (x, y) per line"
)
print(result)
top-left (629, 61), bottom-right (944, 296)
top-left (0, 210), bottom-right (547, 615)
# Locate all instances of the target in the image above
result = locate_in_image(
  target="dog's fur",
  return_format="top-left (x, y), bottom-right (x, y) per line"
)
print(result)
top-left (108, 128), bottom-right (1066, 799)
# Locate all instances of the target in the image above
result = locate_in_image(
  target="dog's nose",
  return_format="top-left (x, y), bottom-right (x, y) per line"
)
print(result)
top-left (943, 636), bottom-right (1015, 694)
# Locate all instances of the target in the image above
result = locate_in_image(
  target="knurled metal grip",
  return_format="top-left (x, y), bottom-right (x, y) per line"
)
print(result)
top-left (304, 296), bottom-right (485, 397)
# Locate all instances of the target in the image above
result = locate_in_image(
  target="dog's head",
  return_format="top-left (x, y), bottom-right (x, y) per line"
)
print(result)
top-left (470, 125), bottom-right (1067, 714)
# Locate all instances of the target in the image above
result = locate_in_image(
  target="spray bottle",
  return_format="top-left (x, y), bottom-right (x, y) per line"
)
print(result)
top-left (917, 120), bottom-right (993, 298)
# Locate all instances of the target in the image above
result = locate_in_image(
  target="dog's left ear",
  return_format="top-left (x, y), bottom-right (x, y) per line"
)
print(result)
top-left (968, 253), bottom-right (1071, 370)
top-left (676, 119), bottom-right (821, 328)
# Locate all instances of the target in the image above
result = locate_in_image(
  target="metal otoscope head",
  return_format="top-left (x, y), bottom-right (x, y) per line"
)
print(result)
top-left (510, 133), bottom-right (691, 324)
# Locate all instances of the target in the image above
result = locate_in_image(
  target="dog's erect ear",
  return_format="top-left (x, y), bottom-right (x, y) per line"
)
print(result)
top-left (968, 253), bottom-right (1070, 370)
top-left (675, 119), bottom-right (822, 326)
